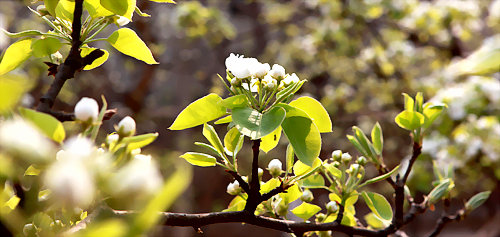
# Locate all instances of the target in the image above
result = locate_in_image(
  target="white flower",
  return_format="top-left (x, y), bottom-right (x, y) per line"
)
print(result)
top-left (341, 153), bottom-right (352, 163)
top-left (110, 158), bottom-right (163, 198)
top-left (269, 64), bottom-right (286, 79)
top-left (249, 62), bottom-right (270, 78)
top-left (231, 64), bottom-right (252, 79)
top-left (134, 154), bottom-right (152, 164)
top-left (0, 118), bottom-right (53, 162)
top-left (281, 73), bottom-right (300, 87)
top-left (116, 16), bottom-right (130, 27)
top-left (326, 201), bottom-right (338, 214)
top-left (226, 180), bottom-right (240, 195)
top-left (74, 97), bottom-right (99, 122)
top-left (268, 159), bottom-right (283, 177)
top-left (225, 53), bottom-right (259, 79)
top-left (45, 159), bottom-right (95, 208)
top-left (118, 116), bottom-right (136, 136)
top-left (331, 150), bottom-right (342, 161)
top-left (262, 74), bottom-right (277, 91)
top-left (57, 136), bottom-right (95, 161)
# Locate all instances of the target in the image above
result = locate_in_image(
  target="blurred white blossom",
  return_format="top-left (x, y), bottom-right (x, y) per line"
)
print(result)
top-left (117, 116), bottom-right (136, 136)
top-left (74, 97), bottom-right (99, 122)
top-left (110, 158), bottom-right (163, 198)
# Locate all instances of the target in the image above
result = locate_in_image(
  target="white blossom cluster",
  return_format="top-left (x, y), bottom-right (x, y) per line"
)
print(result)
top-left (225, 53), bottom-right (301, 93)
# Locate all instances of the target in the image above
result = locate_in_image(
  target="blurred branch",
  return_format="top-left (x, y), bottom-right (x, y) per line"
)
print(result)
top-left (428, 209), bottom-right (465, 237)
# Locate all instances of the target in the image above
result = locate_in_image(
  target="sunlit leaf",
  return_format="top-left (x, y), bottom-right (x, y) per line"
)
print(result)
top-left (450, 35), bottom-right (500, 75)
top-left (422, 102), bottom-right (447, 129)
top-left (79, 219), bottom-right (127, 237)
top-left (232, 107), bottom-right (285, 140)
top-left (300, 175), bottom-right (325, 188)
top-left (427, 179), bottom-right (454, 205)
top-left (293, 158), bottom-right (321, 177)
top-left (107, 28), bottom-right (158, 64)
top-left (361, 192), bottom-right (393, 221)
top-left (179, 152), bottom-right (216, 167)
top-left (81, 48), bottom-right (109, 70)
top-left (31, 38), bottom-right (61, 58)
top-left (2, 29), bottom-right (43, 38)
top-left (19, 108), bottom-right (66, 143)
top-left (395, 110), bottom-right (425, 131)
top-left (0, 38), bottom-right (33, 76)
top-left (44, 0), bottom-right (59, 17)
top-left (121, 133), bottom-right (158, 151)
top-left (84, 0), bottom-right (114, 18)
top-left (100, 0), bottom-right (135, 19)
top-left (260, 178), bottom-right (280, 194)
top-left (169, 93), bottom-right (226, 130)
top-left (260, 126), bottom-right (281, 153)
top-left (202, 123), bottom-right (225, 156)
top-left (224, 127), bottom-right (242, 155)
top-left (221, 95), bottom-right (248, 109)
top-left (359, 165), bottom-right (399, 188)
top-left (148, 0), bottom-right (176, 3)
top-left (214, 115), bottom-right (232, 124)
top-left (364, 212), bottom-right (390, 229)
top-left (289, 96), bottom-right (332, 133)
top-left (279, 184), bottom-right (301, 204)
top-left (0, 74), bottom-right (30, 114)
top-left (371, 122), bottom-right (383, 155)
top-left (224, 195), bottom-right (246, 212)
top-left (291, 202), bottom-right (321, 220)
top-left (55, 0), bottom-right (75, 21)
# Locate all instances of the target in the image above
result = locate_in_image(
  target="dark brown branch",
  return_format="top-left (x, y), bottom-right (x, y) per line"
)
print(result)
top-left (428, 209), bottom-right (464, 237)
top-left (36, 0), bottom-right (104, 122)
top-left (227, 170), bottom-right (250, 194)
top-left (335, 202), bottom-right (345, 224)
top-left (244, 139), bottom-right (262, 212)
top-left (402, 142), bottom-right (422, 184)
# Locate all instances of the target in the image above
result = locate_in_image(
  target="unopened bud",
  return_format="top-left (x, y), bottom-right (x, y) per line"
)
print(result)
top-left (226, 181), bottom-right (240, 195)
top-left (326, 201), bottom-right (338, 214)
top-left (74, 97), bottom-right (99, 123)
top-left (332, 150), bottom-right (342, 161)
top-left (117, 116), bottom-right (136, 137)
top-left (268, 159), bottom-right (283, 178)
top-left (341, 153), bottom-right (352, 163)
top-left (300, 189), bottom-right (314, 203)
top-left (316, 213), bottom-right (327, 222)
top-left (269, 64), bottom-right (285, 79)
top-left (357, 156), bottom-right (367, 166)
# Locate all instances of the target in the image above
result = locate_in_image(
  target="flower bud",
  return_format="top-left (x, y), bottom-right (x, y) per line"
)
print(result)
top-left (250, 62), bottom-right (270, 78)
top-left (341, 152), bottom-right (352, 163)
top-left (300, 189), bottom-right (314, 203)
top-left (268, 159), bottom-right (283, 178)
top-left (117, 116), bottom-right (136, 137)
top-left (74, 97), bottom-right (99, 123)
top-left (347, 164), bottom-right (360, 176)
top-left (258, 168), bottom-right (264, 179)
top-left (331, 150), bottom-right (342, 161)
top-left (262, 74), bottom-right (277, 91)
top-left (36, 5), bottom-right (49, 16)
top-left (269, 64), bottom-right (286, 79)
top-left (276, 201), bottom-right (289, 217)
top-left (109, 158), bottom-right (163, 199)
top-left (134, 154), bottom-right (151, 164)
top-left (315, 213), bottom-right (327, 222)
top-left (357, 156), bottom-right (367, 166)
top-left (326, 201), bottom-right (338, 214)
top-left (332, 161), bottom-right (341, 168)
top-left (231, 77), bottom-right (242, 87)
top-left (226, 180), bottom-right (240, 195)
top-left (106, 133), bottom-right (119, 146)
top-left (115, 16), bottom-right (130, 27)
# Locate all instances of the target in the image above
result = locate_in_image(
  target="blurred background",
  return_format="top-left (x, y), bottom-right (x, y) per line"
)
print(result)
top-left (1, 0), bottom-right (499, 236)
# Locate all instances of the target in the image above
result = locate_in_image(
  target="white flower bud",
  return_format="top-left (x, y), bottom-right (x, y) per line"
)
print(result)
top-left (258, 168), bottom-right (264, 179)
top-left (281, 73), bottom-right (300, 87)
top-left (326, 201), bottom-right (338, 214)
top-left (45, 160), bottom-right (95, 208)
top-left (0, 118), bottom-right (54, 162)
top-left (134, 154), bottom-right (151, 164)
top-left (74, 97), bottom-right (99, 122)
top-left (106, 133), bottom-right (119, 145)
top-left (250, 62), bottom-right (270, 78)
top-left (116, 16), bottom-right (130, 26)
top-left (117, 116), bottom-right (136, 137)
top-left (262, 74), bottom-right (277, 91)
top-left (231, 65), bottom-right (252, 79)
top-left (301, 189), bottom-right (314, 203)
top-left (269, 64), bottom-right (286, 79)
top-left (341, 152), bottom-right (352, 163)
top-left (331, 150), bottom-right (342, 161)
top-left (226, 180), bottom-right (240, 195)
top-left (58, 136), bottom-right (95, 161)
top-left (268, 159), bottom-right (283, 178)
top-left (357, 156), bottom-right (367, 166)
top-left (225, 53), bottom-right (258, 79)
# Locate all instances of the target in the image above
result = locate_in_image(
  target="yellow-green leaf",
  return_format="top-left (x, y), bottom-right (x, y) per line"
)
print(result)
top-left (19, 108), bottom-right (66, 143)
top-left (169, 93), bottom-right (226, 130)
top-left (148, 0), bottom-right (176, 3)
top-left (289, 96), bottom-right (332, 133)
top-left (55, 0), bottom-right (75, 22)
top-left (395, 110), bottom-right (425, 131)
top-left (100, 0), bottom-right (135, 19)
top-left (361, 191), bottom-right (393, 221)
top-left (180, 152), bottom-right (216, 167)
top-left (84, 0), bottom-right (114, 18)
top-left (0, 38), bottom-right (33, 76)
top-left (44, 0), bottom-right (59, 17)
top-left (260, 126), bottom-right (281, 153)
top-left (0, 74), bottom-right (30, 114)
top-left (31, 38), bottom-right (61, 58)
top-left (107, 28), bottom-right (158, 64)
top-left (291, 202), bottom-right (321, 220)
top-left (81, 48), bottom-right (109, 70)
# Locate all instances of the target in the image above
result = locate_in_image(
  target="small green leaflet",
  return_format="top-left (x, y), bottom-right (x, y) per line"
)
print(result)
top-left (107, 28), bottom-right (158, 64)
top-left (169, 93), bottom-right (226, 130)
top-left (0, 38), bottom-right (33, 76)
top-left (179, 152), bottom-right (216, 167)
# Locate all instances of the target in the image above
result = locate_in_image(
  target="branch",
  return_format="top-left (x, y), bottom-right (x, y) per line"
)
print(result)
top-left (244, 139), bottom-right (262, 212)
top-left (427, 209), bottom-right (464, 237)
top-left (227, 170), bottom-right (250, 194)
top-left (402, 142), bottom-right (422, 184)
top-left (36, 0), bottom-right (104, 122)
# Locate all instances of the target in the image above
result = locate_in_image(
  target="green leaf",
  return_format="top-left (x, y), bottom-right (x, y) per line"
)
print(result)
top-left (415, 92), bottom-right (423, 113)
top-left (232, 107), bottom-right (286, 140)
top-left (194, 142), bottom-right (221, 157)
top-left (371, 122), bottom-right (383, 155)
top-left (0, 38), bottom-right (33, 76)
top-left (202, 123), bottom-right (225, 156)
top-left (84, 0), bottom-right (114, 18)
top-left (79, 219), bottom-right (127, 237)
top-left (81, 48), bottom-right (109, 70)
top-left (25, 165), bottom-right (41, 176)
top-left (31, 38), bottom-right (61, 58)
top-left (285, 144), bottom-right (294, 173)
top-left (364, 212), bottom-right (390, 229)
top-left (422, 102), bottom-right (447, 129)
top-left (2, 29), bottom-right (43, 38)
top-left (352, 126), bottom-right (377, 159)
top-left (293, 158), bottom-right (321, 177)
top-left (107, 28), bottom-right (158, 64)
top-left (260, 126), bottom-right (281, 153)
top-left (395, 110), bottom-right (425, 131)
top-left (324, 163), bottom-right (342, 179)
top-left (260, 178), bottom-right (280, 194)
top-left (291, 202), bottom-right (321, 220)
top-left (0, 74), bottom-right (30, 114)
top-left (169, 93), bottom-right (226, 130)
top-left (465, 191), bottom-right (491, 212)
top-left (289, 96), bottom-right (332, 133)
top-left (214, 115), bottom-right (232, 124)
top-left (55, 0), bottom-right (75, 22)
top-left (276, 80), bottom-right (305, 102)
top-left (19, 108), bottom-right (65, 143)
top-left (180, 152), bottom-right (216, 167)
top-left (130, 165), bottom-right (191, 235)
top-left (361, 192), bottom-right (393, 221)
top-left (135, 6), bottom-right (151, 17)
top-left (224, 127), bottom-right (241, 155)
top-left (427, 179), bottom-right (454, 205)
top-left (220, 95), bottom-right (248, 109)
top-left (347, 135), bottom-right (369, 157)
top-left (450, 36), bottom-right (500, 75)
top-left (329, 192), bottom-right (359, 208)
top-left (279, 184), bottom-right (301, 204)
top-left (300, 175), bottom-right (325, 188)
top-left (44, 0), bottom-right (59, 17)
top-left (100, 0), bottom-right (135, 19)
top-left (402, 93), bottom-right (414, 111)
top-left (359, 165), bottom-right (399, 188)
top-left (278, 104), bottom-right (321, 166)
top-left (121, 133), bottom-right (158, 151)
top-left (224, 196), bottom-right (246, 212)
